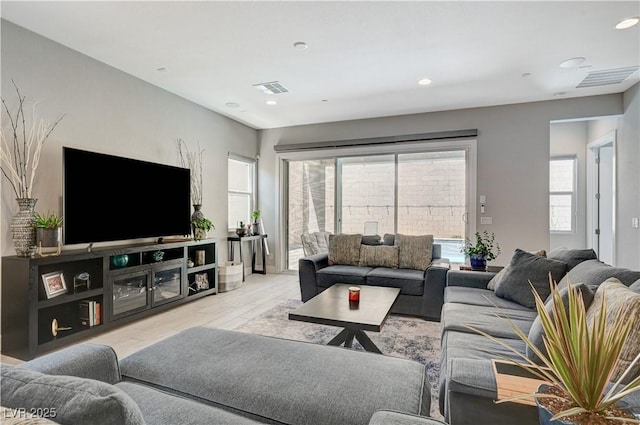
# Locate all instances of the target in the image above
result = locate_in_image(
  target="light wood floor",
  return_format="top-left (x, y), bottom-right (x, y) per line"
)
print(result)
top-left (1, 272), bottom-right (300, 365)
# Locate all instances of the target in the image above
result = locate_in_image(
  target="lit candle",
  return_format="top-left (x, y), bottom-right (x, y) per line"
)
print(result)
top-left (348, 286), bottom-right (360, 301)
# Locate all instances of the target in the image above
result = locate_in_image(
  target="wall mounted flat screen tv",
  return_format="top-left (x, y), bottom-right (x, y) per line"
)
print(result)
top-left (63, 147), bottom-right (191, 245)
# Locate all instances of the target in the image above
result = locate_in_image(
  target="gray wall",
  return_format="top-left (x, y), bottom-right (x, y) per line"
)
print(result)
top-left (260, 93), bottom-right (638, 269)
top-left (1, 20), bottom-right (258, 263)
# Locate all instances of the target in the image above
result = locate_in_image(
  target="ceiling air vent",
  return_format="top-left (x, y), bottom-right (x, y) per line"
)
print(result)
top-left (252, 81), bottom-right (289, 95)
top-left (576, 66), bottom-right (639, 88)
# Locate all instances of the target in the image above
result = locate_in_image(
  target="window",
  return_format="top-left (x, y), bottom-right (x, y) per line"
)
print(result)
top-left (228, 156), bottom-right (255, 230)
top-left (549, 157), bottom-right (576, 232)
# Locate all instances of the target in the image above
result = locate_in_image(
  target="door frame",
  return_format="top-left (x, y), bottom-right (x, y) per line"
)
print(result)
top-left (587, 130), bottom-right (616, 264)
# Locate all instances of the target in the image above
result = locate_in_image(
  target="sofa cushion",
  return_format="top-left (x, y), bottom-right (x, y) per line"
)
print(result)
top-left (120, 327), bottom-right (430, 425)
top-left (317, 265), bottom-right (373, 287)
top-left (369, 410), bottom-right (448, 425)
top-left (366, 267), bottom-right (425, 296)
top-left (444, 286), bottom-right (534, 312)
top-left (487, 249), bottom-right (546, 291)
top-left (547, 247), bottom-right (598, 270)
top-left (585, 278), bottom-right (640, 383)
top-left (328, 233), bottom-right (362, 266)
top-left (441, 303), bottom-right (537, 340)
top-left (0, 365), bottom-right (146, 425)
top-left (116, 382), bottom-right (264, 425)
top-left (526, 283), bottom-right (595, 364)
top-left (383, 233), bottom-right (395, 246)
top-left (396, 234), bottom-right (433, 271)
top-left (359, 245), bottom-right (399, 269)
top-left (557, 259), bottom-right (640, 291)
top-left (494, 249), bottom-right (568, 308)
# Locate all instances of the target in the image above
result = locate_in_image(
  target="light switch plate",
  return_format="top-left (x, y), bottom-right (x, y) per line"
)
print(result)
top-left (633, 217), bottom-right (639, 228)
top-left (480, 217), bottom-right (493, 225)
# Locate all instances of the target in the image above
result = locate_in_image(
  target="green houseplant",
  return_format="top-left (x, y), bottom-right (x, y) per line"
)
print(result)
top-left (192, 217), bottom-right (213, 241)
top-left (472, 279), bottom-right (640, 424)
top-left (34, 211), bottom-right (63, 249)
top-left (461, 230), bottom-right (500, 270)
top-left (251, 210), bottom-right (261, 235)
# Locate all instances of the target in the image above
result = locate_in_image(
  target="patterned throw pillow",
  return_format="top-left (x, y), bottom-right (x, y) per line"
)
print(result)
top-left (328, 234), bottom-right (362, 266)
top-left (359, 245), bottom-right (399, 268)
top-left (395, 234), bottom-right (433, 271)
top-left (585, 278), bottom-right (640, 383)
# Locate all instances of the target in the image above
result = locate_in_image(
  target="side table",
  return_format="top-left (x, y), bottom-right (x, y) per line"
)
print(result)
top-left (459, 265), bottom-right (504, 273)
top-left (227, 234), bottom-right (268, 281)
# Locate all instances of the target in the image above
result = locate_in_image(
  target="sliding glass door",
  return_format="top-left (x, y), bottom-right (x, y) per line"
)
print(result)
top-left (285, 149), bottom-right (468, 270)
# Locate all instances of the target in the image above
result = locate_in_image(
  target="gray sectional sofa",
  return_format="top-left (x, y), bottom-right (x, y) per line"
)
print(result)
top-left (299, 235), bottom-right (450, 320)
top-left (2, 326), bottom-right (447, 425)
top-left (439, 249), bottom-right (640, 425)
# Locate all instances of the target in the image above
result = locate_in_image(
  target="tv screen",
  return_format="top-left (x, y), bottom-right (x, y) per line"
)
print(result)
top-left (63, 147), bottom-right (192, 245)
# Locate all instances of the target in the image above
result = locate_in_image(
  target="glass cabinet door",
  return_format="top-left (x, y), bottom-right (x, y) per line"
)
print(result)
top-left (112, 271), bottom-right (150, 319)
top-left (152, 266), bottom-right (183, 306)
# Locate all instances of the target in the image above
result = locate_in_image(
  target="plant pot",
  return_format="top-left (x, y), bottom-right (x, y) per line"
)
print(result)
top-left (252, 222), bottom-right (260, 235)
top-left (469, 254), bottom-right (487, 271)
top-left (37, 227), bottom-right (62, 248)
top-left (536, 384), bottom-right (577, 425)
top-left (535, 384), bottom-right (639, 425)
top-left (194, 228), bottom-right (207, 241)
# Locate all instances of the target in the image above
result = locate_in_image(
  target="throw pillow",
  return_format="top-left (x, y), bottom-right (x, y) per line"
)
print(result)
top-left (1, 406), bottom-right (58, 424)
top-left (0, 366), bottom-right (146, 425)
top-left (494, 249), bottom-right (568, 308)
top-left (359, 245), bottom-right (399, 268)
top-left (382, 234), bottom-right (395, 246)
top-left (328, 234), bottom-right (362, 266)
top-left (547, 247), bottom-right (598, 271)
top-left (556, 259), bottom-right (640, 291)
top-left (361, 235), bottom-right (382, 246)
top-left (585, 278), bottom-right (640, 383)
top-left (526, 283), bottom-right (595, 364)
top-left (395, 234), bottom-right (433, 271)
top-left (631, 279), bottom-right (640, 294)
top-left (487, 249), bottom-right (547, 291)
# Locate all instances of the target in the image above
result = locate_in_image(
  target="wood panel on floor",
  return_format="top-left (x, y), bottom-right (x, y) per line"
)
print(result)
top-left (0, 272), bottom-right (300, 365)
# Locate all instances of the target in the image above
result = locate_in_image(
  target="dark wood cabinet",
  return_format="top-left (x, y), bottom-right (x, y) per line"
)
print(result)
top-left (2, 239), bottom-right (218, 360)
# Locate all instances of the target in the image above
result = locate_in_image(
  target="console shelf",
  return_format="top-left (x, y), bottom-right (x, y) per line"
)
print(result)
top-left (2, 239), bottom-right (218, 360)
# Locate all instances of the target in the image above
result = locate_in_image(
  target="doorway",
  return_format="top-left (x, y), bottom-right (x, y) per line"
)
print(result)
top-left (587, 132), bottom-right (616, 265)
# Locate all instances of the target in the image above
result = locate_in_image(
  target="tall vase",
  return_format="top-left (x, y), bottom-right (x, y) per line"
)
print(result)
top-left (191, 204), bottom-right (204, 238)
top-left (11, 198), bottom-right (38, 258)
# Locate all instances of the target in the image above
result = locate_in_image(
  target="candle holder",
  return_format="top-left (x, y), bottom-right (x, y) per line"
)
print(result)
top-left (348, 286), bottom-right (360, 302)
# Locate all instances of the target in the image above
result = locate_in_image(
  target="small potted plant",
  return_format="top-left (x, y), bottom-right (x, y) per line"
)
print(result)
top-left (192, 217), bottom-right (214, 241)
top-left (251, 210), bottom-right (261, 235)
top-left (472, 279), bottom-right (640, 424)
top-left (461, 230), bottom-right (500, 270)
top-left (34, 211), bottom-right (63, 248)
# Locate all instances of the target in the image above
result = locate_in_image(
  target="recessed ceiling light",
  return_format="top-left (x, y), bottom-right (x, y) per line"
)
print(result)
top-left (616, 17), bottom-right (639, 29)
top-left (156, 67), bottom-right (167, 72)
top-left (521, 72), bottom-right (531, 78)
top-left (554, 91), bottom-right (567, 97)
top-left (293, 41), bottom-right (308, 50)
top-left (418, 78), bottom-right (432, 86)
top-left (321, 99), bottom-right (328, 103)
top-left (559, 57), bottom-right (586, 69)
top-left (266, 100), bottom-right (278, 106)
top-left (225, 102), bottom-right (240, 108)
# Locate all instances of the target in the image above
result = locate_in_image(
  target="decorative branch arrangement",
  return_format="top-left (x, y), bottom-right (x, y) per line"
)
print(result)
top-left (0, 81), bottom-right (64, 199)
top-left (176, 138), bottom-right (204, 205)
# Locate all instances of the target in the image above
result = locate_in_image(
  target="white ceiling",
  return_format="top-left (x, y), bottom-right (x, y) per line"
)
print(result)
top-left (2, 1), bottom-right (639, 130)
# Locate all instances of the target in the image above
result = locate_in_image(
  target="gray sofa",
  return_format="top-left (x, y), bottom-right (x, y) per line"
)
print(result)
top-left (439, 250), bottom-right (640, 425)
top-left (2, 326), bottom-right (447, 425)
top-left (299, 237), bottom-right (450, 320)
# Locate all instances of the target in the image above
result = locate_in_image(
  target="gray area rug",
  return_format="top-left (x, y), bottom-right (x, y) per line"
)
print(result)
top-left (234, 299), bottom-right (443, 419)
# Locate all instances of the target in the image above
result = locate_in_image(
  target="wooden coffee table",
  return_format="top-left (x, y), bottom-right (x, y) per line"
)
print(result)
top-left (288, 283), bottom-right (400, 354)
